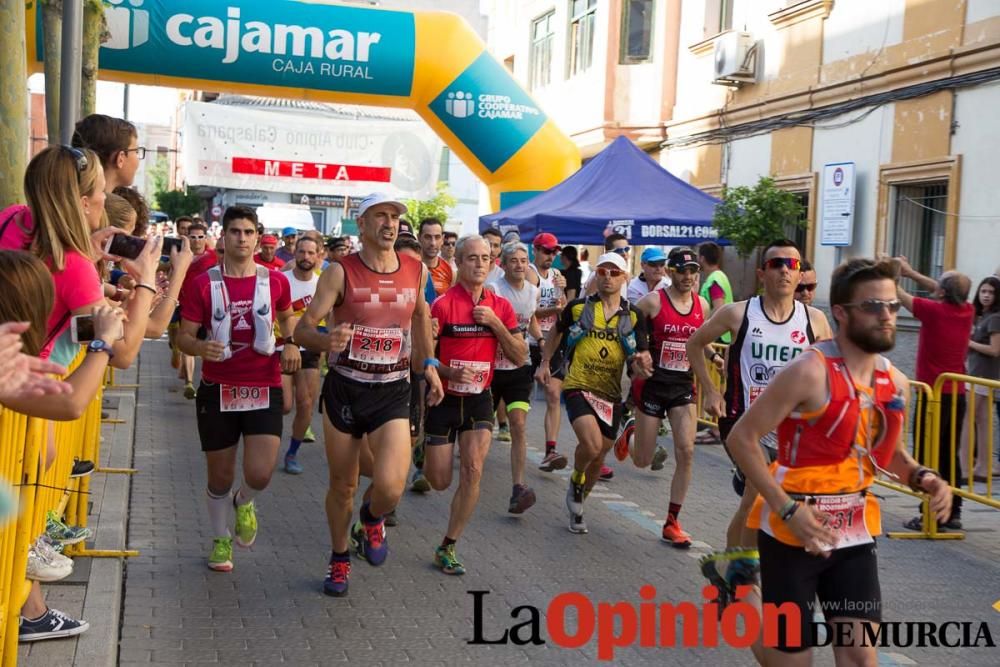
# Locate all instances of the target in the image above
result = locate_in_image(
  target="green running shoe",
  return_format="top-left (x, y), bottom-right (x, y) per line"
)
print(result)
top-left (208, 537), bottom-right (233, 572)
top-left (234, 500), bottom-right (258, 548)
top-left (496, 423), bottom-right (511, 442)
top-left (303, 426), bottom-right (316, 443)
top-left (434, 543), bottom-right (466, 575)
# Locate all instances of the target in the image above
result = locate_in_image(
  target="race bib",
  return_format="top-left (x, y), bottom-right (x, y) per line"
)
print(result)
top-left (583, 391), bottom-right (614, 427)
top-left (349, 326), bottom-right (403, 365)
top-left (220, 384), bottom-right (270, 413)
top-left (448, 359), bottom-right (491, 394)
top-left (815, 493), bottom-right (873, 551)
top-left (538, 314), bottom-right (556, 333)
top-left (495, 347), bottom-right (518, 371)
top-left (748, 385), bottom-right (766, 404)
top-left (658, 340), bottom-right (690, 372)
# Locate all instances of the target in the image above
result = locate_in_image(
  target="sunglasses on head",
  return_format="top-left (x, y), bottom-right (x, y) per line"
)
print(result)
top-left (795, 282), bottom-right (817, 292)
top-left (843, 299), bottom-right (902, 314)
top-left (611, 246), bottom-right (631, 256)
top-left (763, 257), bottom-right (802, 271)
top-left (596, 266), bottom-right (626, 278)
top-left (62, 145), bottom-right (88, 175)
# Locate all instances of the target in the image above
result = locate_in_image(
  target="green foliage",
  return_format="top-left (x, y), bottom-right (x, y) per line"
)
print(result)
top-left (403, 182), bottom-right (457, 225)
top-left (147, 154), bottom-right (169, 198)
top-left (712, 177), bottom-right (806, 258)
top-left (155, 189), bottom-right (204, 221)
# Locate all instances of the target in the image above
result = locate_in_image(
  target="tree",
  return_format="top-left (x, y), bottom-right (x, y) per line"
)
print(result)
top-left (0, 0), bottom-right (29, 205)
top-left (41, 0), bottom-right (62, 144)
top-left (155, 189), bottom-right (204, 221)
top-left (403, 182), bottom-right (457, 225)
top-left (712, 177), bottom-right (806, 258)
top-left (147, 153), bottom-right (169, 198)
top-left (80, 0), bottom-right (108, 117)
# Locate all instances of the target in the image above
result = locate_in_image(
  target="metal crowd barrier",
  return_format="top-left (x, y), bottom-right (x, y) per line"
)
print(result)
top-left (935, 374), bottom-right (1000, 511)
top-left (694, 343), bottom-right (727, 428)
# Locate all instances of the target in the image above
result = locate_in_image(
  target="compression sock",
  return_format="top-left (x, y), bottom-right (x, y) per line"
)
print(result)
top-left (206, 488), bottom-right (233, 538)
top-left (234, 485), bottom-right (258, 507)
top-left (287, 438), bottom-right (302, 457)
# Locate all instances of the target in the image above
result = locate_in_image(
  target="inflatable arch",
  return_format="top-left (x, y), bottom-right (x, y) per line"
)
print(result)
top-left (26, 0), bottom-right (580, 211)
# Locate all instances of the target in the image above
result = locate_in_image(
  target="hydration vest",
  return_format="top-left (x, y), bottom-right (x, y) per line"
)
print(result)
top-left (209, 265), bottom-right (275, 361)
top-left (565, 296), bottom-right (637, 359)
top-left (777, 340), bottom-right (905, 472)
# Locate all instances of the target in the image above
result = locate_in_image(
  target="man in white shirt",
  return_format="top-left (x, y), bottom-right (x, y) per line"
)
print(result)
top-left (627, 247), bottom-right (671, 305)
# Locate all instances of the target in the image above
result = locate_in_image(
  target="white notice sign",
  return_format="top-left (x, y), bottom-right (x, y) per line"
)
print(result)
top-left (820, 162), bottom-right (856, 246)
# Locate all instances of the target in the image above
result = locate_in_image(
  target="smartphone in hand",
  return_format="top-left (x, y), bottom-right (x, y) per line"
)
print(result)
top-left (104, 234), bottom-right (147, 260)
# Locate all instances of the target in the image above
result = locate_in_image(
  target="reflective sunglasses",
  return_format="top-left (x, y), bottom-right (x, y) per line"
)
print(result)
top-left (844, 299), bottom-right (902, 314)
top-left (596, 266), bottom-right (626, 278)
top-left (795, 282), bottom-right (817, 293)
top-left (763, 257), bottom-right (802, 271)
top-left (611, 246), bottom-right (631, 256)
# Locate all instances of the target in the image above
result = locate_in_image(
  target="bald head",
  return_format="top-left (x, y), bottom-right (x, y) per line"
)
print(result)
top-left (938, 271), bottom-right (971, 305)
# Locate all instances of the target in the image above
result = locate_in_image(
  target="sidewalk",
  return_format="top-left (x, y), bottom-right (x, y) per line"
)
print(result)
top-left (113, 340), bottom-right (1000, 666)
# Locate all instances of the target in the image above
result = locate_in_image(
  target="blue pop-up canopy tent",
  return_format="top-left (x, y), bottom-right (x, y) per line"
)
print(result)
top-left (480, 136), bottom-right (725, 246)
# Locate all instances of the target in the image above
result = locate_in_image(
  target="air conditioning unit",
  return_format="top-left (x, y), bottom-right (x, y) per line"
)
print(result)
top-left (713, 31), bottom-right (757, 86)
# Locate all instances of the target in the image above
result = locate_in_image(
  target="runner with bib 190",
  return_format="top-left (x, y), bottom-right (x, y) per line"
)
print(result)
top-left (728, 257), bottom-right (952, 664)
top-left (537, 252), bottom-right (652, 535)
top-left (177, 206), bottom-right (301, 573)
top-left (294, 193), bottom-right (443, 597)
top-left (424, 235), bottom-right (526, 574)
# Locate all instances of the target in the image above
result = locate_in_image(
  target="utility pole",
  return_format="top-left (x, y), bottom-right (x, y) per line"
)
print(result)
top-left (59, 0), bottom-right (83, 144)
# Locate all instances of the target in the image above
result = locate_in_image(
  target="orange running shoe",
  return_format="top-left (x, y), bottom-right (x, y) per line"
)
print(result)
top-left (613, 417), bottom-right (635, 462)
top-left (661, 516), bottom-right (692, 548)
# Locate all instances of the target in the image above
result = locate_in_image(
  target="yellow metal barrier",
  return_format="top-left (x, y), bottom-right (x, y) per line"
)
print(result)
top-left (695, 343), bottom-right (727, 428)
top-left (934, 373), bottom-right (1000, 512)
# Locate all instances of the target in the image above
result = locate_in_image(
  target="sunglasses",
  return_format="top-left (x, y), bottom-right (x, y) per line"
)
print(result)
top-left (596, 267), bottom-right (626, 278)
top-left (443, 241), bottom-right (456, 247)
top-left (795, 282), bottom-right (817, 292)
top-left (844, 299), bottom-right (902, 314)
top-left (535, 246), bottom-right (558, 255)
top-left (611, 247), bottom-right (631, 256)
top-left (63, 145), bottom-right (88, 175)
top-left (189, 235), bottom-right (206, 241)
top-left (763, 257), bottom-right (802, 271)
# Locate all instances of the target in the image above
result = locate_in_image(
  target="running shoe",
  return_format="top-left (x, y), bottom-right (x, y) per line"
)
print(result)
top-left (539, 450), bottom-right (568, 472)
top-left (183, 382), bottom-right (197, 400)
top-left (283, 454), bottom-right (303, 475)
top-left (599, 465), bottom-right (614, 481)
top-left (658, 423), bottom-right (669, 437)
top-left (613, 417), bottom-right (635, 461)
top-left (650, 446), bottom-right (669, 471)
top-left (384, 509), bottom-right (398, 527)
top-left (69, 458), bottom-right (94, 478)
top-left (409, 468), bottom-right (430, 493)
top-left (508, 484), bottom-right (537, 514)
top-left (434, 543), bottom-right (466, 575)
top-left (233, 500), bottom-right (258, 548)
top-left (725, 553), bottom-right (761, 589)
top-left (207, 537), bottom-right (233, 572)
top-left (45, 511), bottom-right (93, 546)
top-left (496, 423), bottom-right (512, 442)
top-left (303, 426), bottom-right (316, 443)
top-left (661, 516), bottom-right (692, 548)
top-left (350, 518), bottom-right (388, 566)
top-left (19, 608), bottom-right (89, 642)
top-left (568, 511), bottom-right (588, 534)
top-left (323, 554), bottom-right (351, 597)
top-left (26, 544), bottom-right (72, 582)
top-left (565, 479), bottom-right (586, 517)
top-left (698, 551), bottom-right (733, 612)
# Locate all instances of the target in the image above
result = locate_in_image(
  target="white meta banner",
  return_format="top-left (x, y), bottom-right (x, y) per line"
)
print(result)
top-left (182, 101), bottom-right (442, 199)
top-left (820, 162), bottom-right (856, 247)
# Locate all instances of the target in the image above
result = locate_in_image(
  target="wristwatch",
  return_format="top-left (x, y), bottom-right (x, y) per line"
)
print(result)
top-left (86, 339), bottom-right (115, 359)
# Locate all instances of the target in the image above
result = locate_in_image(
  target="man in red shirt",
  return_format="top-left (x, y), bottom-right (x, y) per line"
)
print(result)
top-left (254, 234), bottom-right (285, 271)
top-left (177, 206), bottom-right (300, 573)
top-left (424, 235), bottom-right (526, 575)
top-left (894, 257), bottom-right (973, 530)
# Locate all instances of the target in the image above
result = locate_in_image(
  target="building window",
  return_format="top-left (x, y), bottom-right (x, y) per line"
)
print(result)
top-left (784, 191), bottom-right (810, 254)
top-left (569, 0), bottom-right (598, 77)
top-left (704, 0), bottom-right (735, 38)
top-left (890, 182), bottom-right (948, 297)
top-left (621, 0), bottom-right (654, 63)
top-left (530, 11), bottom-right (555, 89)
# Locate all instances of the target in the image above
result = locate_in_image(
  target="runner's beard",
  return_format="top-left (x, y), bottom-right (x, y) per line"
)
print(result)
top-left (846, 313), bottom-right (895, 353)
top-left (296, 260), bottom-right (315, 272)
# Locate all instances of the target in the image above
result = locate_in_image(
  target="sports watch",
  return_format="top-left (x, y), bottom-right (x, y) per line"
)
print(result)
top-left (86, 339), bottom-right (115, 359)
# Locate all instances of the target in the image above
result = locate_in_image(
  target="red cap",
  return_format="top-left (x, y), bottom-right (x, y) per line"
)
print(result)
top-left (260, 234), bottom-right (278, 246)
top-left (532, 232), bottom-right (560, 251)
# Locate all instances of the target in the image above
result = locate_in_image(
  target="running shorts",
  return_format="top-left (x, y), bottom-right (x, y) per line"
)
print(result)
top-left (758, 531), bottom-right (882, 652)
top-left (631, 373), bottom-right (695, 419)
top-left (490, 366), bottom-right (534, 412)
top-left (322, 372), bottom-right (410, 439)
top-left (563, 389), bottom-right (623, 441)
top-left (424, 391), bottom-right (494, 445)
top-left (280, 349), bottom-right (320, 375)
top-left (195, 381), bottom-right (283, 451)
top-left (530, 344), bottom-right (565, 381)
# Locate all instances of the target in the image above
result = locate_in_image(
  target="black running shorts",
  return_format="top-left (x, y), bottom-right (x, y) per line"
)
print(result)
top-left (195, 381), bottom-right (284, 452)
top-left (490, 366), bottom-right (534, 412)
top-left (758, 531), bottom-right (882, 653)
top-left (322, 372), bottom-right (410, 439)
top-left (631, 373), bottom-right (695, 419)
top-left (424, 392), bottom-right (494, 445)
top-left (530, 344), bottom-right (565, 381)
top-left (280, 349), bottom-right (321, 375)
top-left (563, 389), bottom-right (623, 441)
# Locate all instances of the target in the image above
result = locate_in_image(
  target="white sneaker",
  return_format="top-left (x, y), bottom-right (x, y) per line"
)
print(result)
top-left (33, 537), bottom-right (73, 568)
top-left (26, 546), bottom-right (72, 582)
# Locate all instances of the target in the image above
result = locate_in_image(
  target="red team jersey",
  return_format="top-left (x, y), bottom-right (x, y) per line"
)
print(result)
top-left (648, 289), bottom-right (705, 380)
top-left (431, 284), bottom-right (519, 396)
top-left (180, 271), bottom-right (291, 387)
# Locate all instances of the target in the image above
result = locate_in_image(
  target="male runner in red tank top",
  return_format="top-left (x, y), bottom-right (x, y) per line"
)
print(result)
top-left (295, 193), bottom-right (443, 597)
top-left (615, 248), bottom-right (716, 547)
